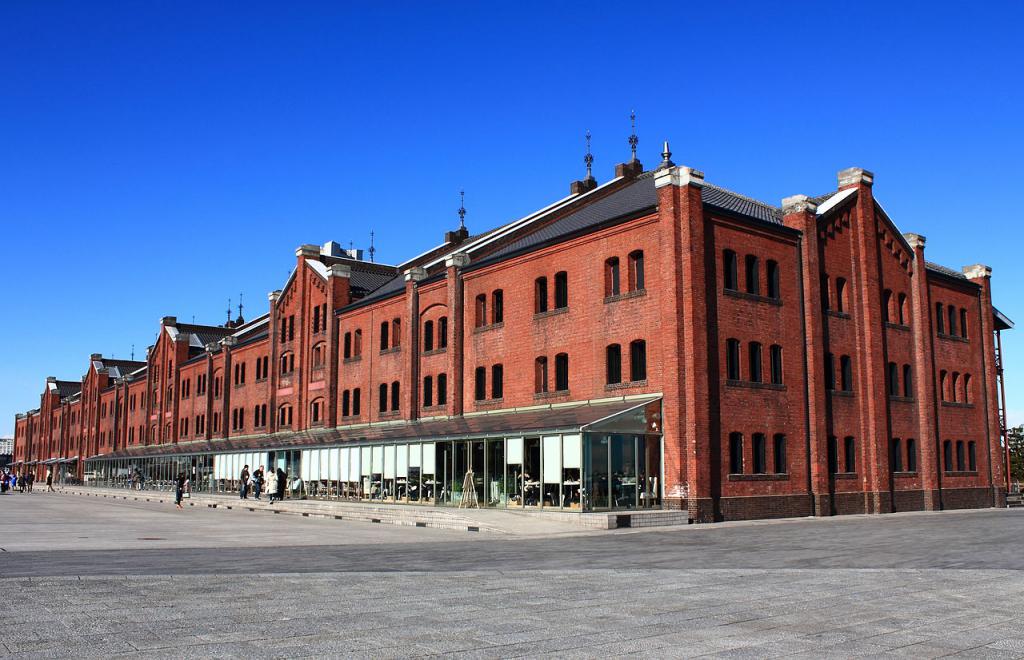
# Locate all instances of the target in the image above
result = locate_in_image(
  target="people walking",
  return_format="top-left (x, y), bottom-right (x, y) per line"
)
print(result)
top-left (252, 465), bottom-right (264, 500)
top-left (239, 464), bottom-right (250, 499)
top-left (46, 469), bottom-right (54, 492)
top-left (18, 472), bottom-right (26, 493)
top-left (174, 471), bottom-right (188, 509)
top-left (26, 471), bottom-right (34, 493)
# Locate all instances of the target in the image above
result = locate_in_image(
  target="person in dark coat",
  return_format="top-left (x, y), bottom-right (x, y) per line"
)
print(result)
top-left (174, 472), bottom-right (188, 510)
top-left (270, 467), bottom-right (287, 505)
top-left (239, 464), bottom-right (250, 499)
top-left (252, 465), bottom-right (264, 500)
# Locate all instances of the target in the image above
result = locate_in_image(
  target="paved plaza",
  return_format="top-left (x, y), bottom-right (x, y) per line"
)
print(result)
top-left (2, 494), bottom-right (1024, 658)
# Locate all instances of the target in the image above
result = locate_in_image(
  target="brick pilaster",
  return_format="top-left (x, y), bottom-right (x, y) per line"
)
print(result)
top-left (445, 253), bottom-right (469, 417)
top-left (404, 267), bottom-right (427, 420)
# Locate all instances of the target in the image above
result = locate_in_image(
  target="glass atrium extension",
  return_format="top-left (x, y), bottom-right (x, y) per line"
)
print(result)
top-left (82, 398), bottom-right (662, 512)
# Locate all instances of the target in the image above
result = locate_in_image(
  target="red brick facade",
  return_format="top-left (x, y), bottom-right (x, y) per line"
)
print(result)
top-left (12, 161), bottom-right (1012, 521)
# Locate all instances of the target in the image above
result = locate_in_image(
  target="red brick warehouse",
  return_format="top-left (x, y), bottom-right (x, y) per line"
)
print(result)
top-left (11, 143), bottom-right (1014, 522)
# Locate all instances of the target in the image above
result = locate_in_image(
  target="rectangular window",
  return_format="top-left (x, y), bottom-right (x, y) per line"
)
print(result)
top-left (968, 441), bottom-right (976, 471)
top-left (423, 376), bottom-right (433, 408)
top-left (748, 342), bottom-right (762, 383)
top-left (423, 322), bottom-right (433, 352)
top-left (770, 345), bottom-right (783, 385)
top-left (492, 290), bottom-right (504, 324)
top-left (936, 303), bottom-right (945, 334)
top-left (723, 250), bottom-right (738, 290)
top-left (606, 344), bottom-right (622, 385)
top-left (745, 255), bottom-right (759, 295)
top-left (629, 340), bottom-right (647, 382)
top-left (752, 433), bottom-right (766, 474)
top-left (773, 434), bottom-right (787, 474)
top-left (554, 271), bottom-right (568, 309)
top-left (841, 355), bottom-right (853, 392)
top-left (390, 382), bottom-right (400, 411)
top-left (726, 339), bottom-right (740, 381)
top-left (379, 383), bottom-right (388, 413)
top-left (438, 318), bottom-right (447, 348)
top-left (629, 250), bottom-right (645, 291)
top-left (535, 278), bottom-right (548, 313)
top-left (491, 364), bottom-right (503, 399)
top-left (891, 438), bottom-right (903, 472)
top-left (960, 308), bottom-right (969, 339)
top-left (906, 438), bottom-right (917, 472)
top-left (844, 436), bottom-right (856, 473)
top-left (475, 294), bottom-right (487, 328)
top-left (436, 374), bottom-right (447, 406)
top-left (729, 433), bottom-right (743, 474)
top-left (943, 440), bottom-right (953, 472)
top-left (766, 260), bottom-right (780, 299)
top-left (474, 367), bottom-right (486, 401)
top-left (535, 357), bottom-right (548, 393)
top-left (554, 353), bottom-right (569, 391)
top-left (956, 441), bottom-right (965, 472)
top-left (352, 388), bottom-right (361, 416)
top-left (605, 258), bottom-right (620, 297)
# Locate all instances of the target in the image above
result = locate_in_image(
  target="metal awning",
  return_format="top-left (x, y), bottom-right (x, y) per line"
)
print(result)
top-left (86, 397), bottom-right (663, 461)
top-left (995, 307), bottom-right (1014, 331)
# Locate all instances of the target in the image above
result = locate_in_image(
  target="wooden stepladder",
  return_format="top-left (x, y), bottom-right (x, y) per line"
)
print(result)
top-left (459, 470), bottom-right (479, 509)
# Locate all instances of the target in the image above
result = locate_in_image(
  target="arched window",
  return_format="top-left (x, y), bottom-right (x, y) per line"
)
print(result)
top-left (947, 306), bottom-right (957, 337)
top-left (535, 357), bottom-right (548, 393)
top-left (436, 373), bottom-right (447, 406)
top-left (943, 440), bottom-right (953, 472)
top-left (773, 434), bottom-right (787, 474)
top-left (898, 293), bottom-right (908, 325)
top-left (606, 344), bottom-right (622, 385)
top-left (311, 342), bottom-right (325, 368)
top-left (887, 362), bottom-right (899, 396)
top-left (835, 277), bottom-right (846, 313)
top-left (475, 294), bottom-right (487, 328)
top-left (342, 390), bottom-right (351, 417)
top-left (352, 388), bottom-right (361, 415)
top-left (968, 441), bottom-right (977, 471)
top-left (310, 398), bottom-right (323, 424)
top-left (745, 255), bottom-right (760, 295)
top-left (766, 260), bottom-right (780, 299)
top-left (726, 339), bottom-right (741, 381)
top-left (770, 345), bottom-right (783, 385)
top-left (752, 433), bottom-right (766, 474)
top-left (605, 257), bottom-right (621, 297)
top-left (956, 440), bottom-right (966, 471)
top-left (391, 319), bottom-right (401, 347)
top-left (952, 372), bottom-right (961, 403)
top-left (902, 364), bottom-right (913, 398)
top-left (438, 317), bottom-right (448, 349)
top-left (935, 303), bottom-right (945, 334)
top-left (628, 250), bottom-right (645, 291)
top-left (378, 383), bottom-right (388, 413)
top-left (554, 271), bottom-right (568, 309)
top-left (278, 405), bottom-right (293, 427)
top-left (906, 438), bottom-right (917, 472)
top-left (723, 250), bottom-right (738, 290)
top-left (535, 277), bottom-right (548, 313)
top-left (825, 353), bottom-right (835, 390)
top-left (491, 364), bottom-right (503, 399)
top-left (960, 308), bottom-right (969, 339)
top-left (354, 329), bottom-right (363, 356)
top-left (474, 367), bottom-right (486, 401)
top-left (630, 339), bottom-right (647, 382)
top-left (821, 274), bottom-right (831, 310)
top-left (840, 355), bottom-right (853, 392)
top-left (827, 436), bottom-right (839, 474)
top-left (554, 353), bottom-right (569, 391)
top-left (423, 375), bottom-right (433, 407)
top-left (890, 437), bottom-right (903, 472)
top-left (279, 353), bottom-right (294, 375)
top-left (380, 321), bottom-right (389, 350)
top-left (963, 373), bottom-right (972, 404)
top-left (748, 342), bottom-right (763, 383)
top-left (390, 381), bottom-right (400, 411)
top-left (423, 320), bottom-right (434, 352)
top-left (729, 432), bottom-right (743, 474)
top-left (883, 289), bottom-right (892, 322)
top-left (492, 290), bottom-right (504, 324)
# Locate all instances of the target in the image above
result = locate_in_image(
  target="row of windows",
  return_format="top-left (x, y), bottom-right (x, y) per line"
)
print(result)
top-left (604, 250), bottom-right (645, 297)
top-left (606, 340), bottom-right (647, 385)
top-left (474, 365), bottom-right (503, 401)
top-left (725, 340), bottom-right (784, 385)
top-left (827, 436), bottom-right (857, 474)
top-left (535, 272), bottom-right (569, 314)
top-left (886, 363), bottom-right (914, 398)
top-left (939, 370), bottom-right (973, 403)
top-left (279, 314), bottom-right (295, 343)
top-left (341, 389), bottom-right (362, 417)
top-left (822, 275), bottom-right (848, 313)
top-left (882, 289), bottom-right (909, 325)
top-left (311, 303), bottom-right (328, 335)
top-left (825, 354), bottom-right (854, 392)
top-left (727, 432), bottom-right (787, 475)
top-left (535, 354), bottom-right (570, 393)
top-left (724, 250), bottom-right (781, 300)
top-left (889, 437), bottom-right (918, 472)
top-left (422, 374), bottom-right (448, 407)
top-left (380, 318), bottom-right (401, 351)
top-left (423, 318), bottom-right (449, 351)
top-left (378, 382), bottom-right (401, 413)
top-left (936, 303), bottom-right (969, 339)
top-left (943, 439), bottom-right (977, 473)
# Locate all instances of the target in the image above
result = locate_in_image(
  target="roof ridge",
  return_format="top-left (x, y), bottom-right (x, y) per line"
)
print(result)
top-left (703, 181), bottom-right (779, 212)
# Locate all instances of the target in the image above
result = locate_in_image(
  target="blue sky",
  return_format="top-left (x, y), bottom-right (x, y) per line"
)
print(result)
top-left (2, 1), bottom-right (1023, 436)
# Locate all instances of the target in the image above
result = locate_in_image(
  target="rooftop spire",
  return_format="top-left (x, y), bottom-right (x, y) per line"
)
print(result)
top-left (458, 189), bottom-right (466, 229)
top-left (236, 292), bottom-right (245, 326)
top-left (368, 230), bottom-right (376, 263)
top-left (658, 140), bottom-right (675, 170)
top-left (629, 110), bottom-right (638, 163)
top-left (226, 298), bottom-right (232, 326)
top-left (584, 130), bottom-right (595, 182)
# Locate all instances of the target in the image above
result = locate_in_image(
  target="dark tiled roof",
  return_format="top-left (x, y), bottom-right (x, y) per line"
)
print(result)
top-left (56, 380), bottom-right (81, 399)
top-left (925, 262), bottom-right (967, 280)
top-left (350, 273), bottom-right (407, 307)
top-left (477, 173), bottom-right (783, 268)
top-left (350, 268), bottom-right (398, 298)
top-left (176, 323), bottom-right (236, 347)
top-left (89, 398), bottom-right (657, 459)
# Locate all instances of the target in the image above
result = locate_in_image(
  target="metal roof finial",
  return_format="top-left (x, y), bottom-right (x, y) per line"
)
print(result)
top-left (237, 292), bottom-right (244, 321)
top-left (629, 110), bottom-right (639, 163)
top-left (584, 130), bottom-right (594, 181)
top-left (226, 298), bottom-right (232, 325)
top-left (458, 190), bottom-right (466, 229)
top-left (130, 344), bottom-right (135, 361)
top-left (658, 140), bottom-right (675, 170)
top-left (368, 230), bottom-right (376, 263)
